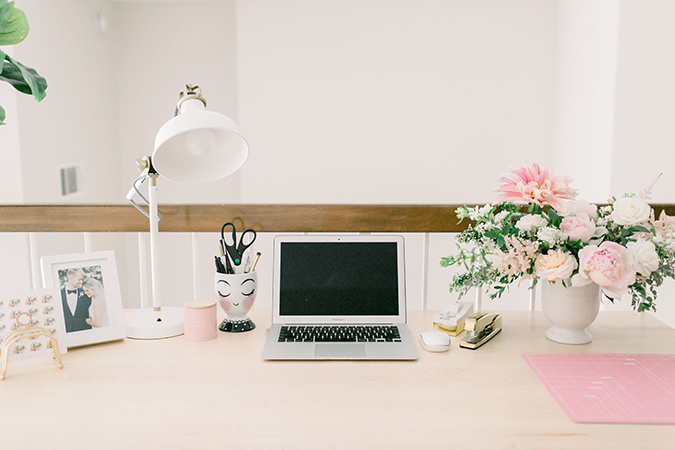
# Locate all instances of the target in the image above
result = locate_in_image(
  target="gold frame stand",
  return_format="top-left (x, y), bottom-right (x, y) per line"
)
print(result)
top-left (1, 312), bottom-right (64, 380)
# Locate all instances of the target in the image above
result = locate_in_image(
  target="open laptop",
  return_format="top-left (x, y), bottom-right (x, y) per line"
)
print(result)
top-left (262, 234), bottom-right (419, 360)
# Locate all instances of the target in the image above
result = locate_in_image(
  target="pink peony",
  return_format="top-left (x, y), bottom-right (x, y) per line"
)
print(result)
top-left (495, 163), bottom-right (578, 213)
top-left (565, 199), bottom-right (598, 218)
top-left (572, 242), bottom-right (636, 299)
top-left (560, 213), bottom-right (595, 242)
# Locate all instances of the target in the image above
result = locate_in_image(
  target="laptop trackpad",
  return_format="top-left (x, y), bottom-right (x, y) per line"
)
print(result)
top-left (315, 343), bottom-right (366, 358)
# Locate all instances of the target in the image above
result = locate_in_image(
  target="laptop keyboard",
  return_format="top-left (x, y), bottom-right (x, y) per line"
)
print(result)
top-left (278, 325), bottom-right (402, 343)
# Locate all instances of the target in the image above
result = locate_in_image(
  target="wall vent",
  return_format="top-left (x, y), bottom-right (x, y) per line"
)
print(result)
top-left (59, 164), bottom-right (84, 198)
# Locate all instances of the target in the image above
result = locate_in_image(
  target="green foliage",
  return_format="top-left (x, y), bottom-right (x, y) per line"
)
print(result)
top-left (1, 53), bottom-right (47, 99)
top-left (0, 0), bottom-right (46, 125)
top-left (547, 208), bottom-right (561, 227)
top-left (0, 0), bottom-right (28, 44)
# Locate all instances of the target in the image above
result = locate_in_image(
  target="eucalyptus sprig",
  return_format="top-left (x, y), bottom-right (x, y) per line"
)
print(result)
top-left (0, 0), bottom-right (47, 125)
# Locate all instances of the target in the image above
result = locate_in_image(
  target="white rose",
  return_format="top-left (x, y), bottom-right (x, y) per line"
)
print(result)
top-left (626, 239), bottom-right (660, 276)
top-left (535, 249), bottom-right (578, 281)
top-left (611, 196), bottom-right (651, 225)
top-left (515, 214), bottom-right (547, 232)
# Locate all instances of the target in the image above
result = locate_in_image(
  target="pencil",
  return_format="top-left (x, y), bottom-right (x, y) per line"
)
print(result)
top-left (249, 252), bottom-right (261, 273)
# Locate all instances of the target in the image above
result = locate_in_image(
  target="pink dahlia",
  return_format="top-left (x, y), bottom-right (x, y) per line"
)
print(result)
top-left (495, 163), bottom-right (578, 213)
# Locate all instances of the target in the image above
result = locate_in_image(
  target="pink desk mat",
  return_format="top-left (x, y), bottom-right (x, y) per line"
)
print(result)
top-left (522, 353), bottom-right (675, 424)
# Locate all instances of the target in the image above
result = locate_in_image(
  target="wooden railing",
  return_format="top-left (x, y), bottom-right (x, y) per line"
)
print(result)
top-left (1, 204), bottom-right (674, 233)
top-left (0, 204), bottom-right (466, 232)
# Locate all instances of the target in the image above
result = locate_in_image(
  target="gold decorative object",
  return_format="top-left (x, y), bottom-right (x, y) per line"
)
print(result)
top-left (0, 312), bottom-right (63, 380)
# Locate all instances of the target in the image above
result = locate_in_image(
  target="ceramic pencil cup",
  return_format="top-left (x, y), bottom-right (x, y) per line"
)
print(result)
top-left (215, 270), bottom-right (258, 332)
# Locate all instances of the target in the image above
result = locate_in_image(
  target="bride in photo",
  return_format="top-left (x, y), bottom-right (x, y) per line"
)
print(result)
top-left (82, 278), bottom-right (108, 328)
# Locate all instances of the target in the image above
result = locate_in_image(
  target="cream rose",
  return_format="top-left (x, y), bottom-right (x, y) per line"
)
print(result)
top-left (535, 249), bottom-right (578, 281)
top-left (515, 214), bottom-right (547, 233)
top-left (611, 196), bottom-right (651, 226)
top-left (626, 239), bottom-right (660, 277)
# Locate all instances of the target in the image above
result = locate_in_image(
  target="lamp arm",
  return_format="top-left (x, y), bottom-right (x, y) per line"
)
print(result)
top-left (127, 174), bottom-right (161, 222)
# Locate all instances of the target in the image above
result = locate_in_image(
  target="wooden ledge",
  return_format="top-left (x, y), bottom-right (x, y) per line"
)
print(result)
top-left (0, 204), bottom-right (464, 233)
top-left (2, 204), bottom-right (674, 234)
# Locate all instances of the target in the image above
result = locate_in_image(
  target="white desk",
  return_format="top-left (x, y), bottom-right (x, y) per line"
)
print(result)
top-left (1, 310), bottom-right (673, 449)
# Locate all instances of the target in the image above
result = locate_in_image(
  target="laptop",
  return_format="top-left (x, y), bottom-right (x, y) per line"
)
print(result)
top-left (262, 234), bottom-right (419, 360)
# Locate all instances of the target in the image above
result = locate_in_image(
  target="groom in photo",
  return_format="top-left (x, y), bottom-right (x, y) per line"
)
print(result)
top-left (60, 268), bottom-right (92, 332)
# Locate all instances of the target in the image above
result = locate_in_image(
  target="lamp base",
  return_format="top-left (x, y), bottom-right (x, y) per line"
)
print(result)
top-left (125, 307), bottom-right (184, 339)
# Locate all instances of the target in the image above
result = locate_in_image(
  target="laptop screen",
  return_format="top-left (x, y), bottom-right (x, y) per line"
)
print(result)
top-left (278, 241), bottom-right (400, 317)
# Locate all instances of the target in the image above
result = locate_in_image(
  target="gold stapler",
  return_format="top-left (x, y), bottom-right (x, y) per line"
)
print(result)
top-left (459, 312), bottom-right (502, 349)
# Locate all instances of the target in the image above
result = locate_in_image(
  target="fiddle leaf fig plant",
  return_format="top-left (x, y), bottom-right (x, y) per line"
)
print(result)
top-left (0, 0), bottom-right (47, 125)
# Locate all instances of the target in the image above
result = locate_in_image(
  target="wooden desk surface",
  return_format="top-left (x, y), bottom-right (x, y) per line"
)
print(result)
top-left (1, 310), bottom-right (673, 450)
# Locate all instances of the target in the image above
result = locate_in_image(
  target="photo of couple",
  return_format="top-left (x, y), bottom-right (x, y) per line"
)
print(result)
top-left (58, 267), bottom-right (108, 333)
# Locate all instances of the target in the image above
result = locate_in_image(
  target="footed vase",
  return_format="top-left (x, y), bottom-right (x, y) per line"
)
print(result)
top-left (540, 281), bottom-right (600, 345)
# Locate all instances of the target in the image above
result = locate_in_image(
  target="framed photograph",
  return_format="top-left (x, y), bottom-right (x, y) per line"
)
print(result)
top-left (40, 251), bottom-right (125, 348)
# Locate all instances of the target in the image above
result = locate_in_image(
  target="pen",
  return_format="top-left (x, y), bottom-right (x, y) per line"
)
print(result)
top-left (219, 244), bottom-right (234, 274)
top-left (249, 252), bottom-right (261, 273)
top-left (224, 252), bottom-right (234, 274)
top-left (243, 253), bottom-right (252, 273)
top-left (219, 243), bottom-right (227, 264)
top-left (214, 256), bottom-right (226, 274)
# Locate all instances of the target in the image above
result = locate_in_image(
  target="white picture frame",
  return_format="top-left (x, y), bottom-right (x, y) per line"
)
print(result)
top-left (40, 251), bottom-right (125, 348)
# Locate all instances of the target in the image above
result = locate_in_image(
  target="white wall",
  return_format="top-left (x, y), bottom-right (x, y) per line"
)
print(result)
top-left (0, 81), bottom-right (24, 203)
top-left (236, 0), bottom-right (557, 204)
top-left (14, 0), bottom-right (121, 204)
top-left (553, 0), bottom-right (620, 203)
top-left (9, 1), bottom-right (241, 205)
top-left (611, 0), bottom-right (675, 201)
top-left (112, 0), bottom-right (242, 204)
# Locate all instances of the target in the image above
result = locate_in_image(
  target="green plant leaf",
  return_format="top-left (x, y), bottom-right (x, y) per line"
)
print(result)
top-left (0, 3), bottom-right (28, 45)
top-left (528, 203), bottom-right (541, 215)
top-left (547, 208), bottom-right (561, 226)
top-left (0, 103), bottom-right (5, 125)
top-left (0, 0), bottom-right (13, 33)
top-left (0, 0), bottom-right (15, 31)
top-left (0, 54), bottom-right (46, 101)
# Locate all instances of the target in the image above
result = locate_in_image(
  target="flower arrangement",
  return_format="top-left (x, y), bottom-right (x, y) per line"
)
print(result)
top-left (440, 163), bottom-right (675, 312)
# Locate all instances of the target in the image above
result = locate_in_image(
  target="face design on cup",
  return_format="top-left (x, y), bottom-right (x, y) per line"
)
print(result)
top-left (216, 274), bottom-right (257, 319)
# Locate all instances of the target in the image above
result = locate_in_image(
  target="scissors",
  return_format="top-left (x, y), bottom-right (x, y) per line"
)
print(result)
top-left (220, 222), bottom-right (257, 267)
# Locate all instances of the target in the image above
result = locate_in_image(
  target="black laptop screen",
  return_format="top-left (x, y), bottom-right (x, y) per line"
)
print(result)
top-left (279, 242), bottom-right (400, 316)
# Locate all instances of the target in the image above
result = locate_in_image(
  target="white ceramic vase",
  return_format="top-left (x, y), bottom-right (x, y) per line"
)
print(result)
top-left (540, 281), bottom-right (600, 344)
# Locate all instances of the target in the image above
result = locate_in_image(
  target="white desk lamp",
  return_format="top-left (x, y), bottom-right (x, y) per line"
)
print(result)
top-left (125, 85), bottom-right (249, 339)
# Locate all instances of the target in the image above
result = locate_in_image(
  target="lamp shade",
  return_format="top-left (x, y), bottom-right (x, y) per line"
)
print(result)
top-left (152, 98), bottom-right (249, 183)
